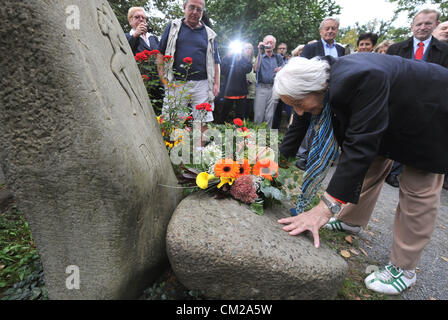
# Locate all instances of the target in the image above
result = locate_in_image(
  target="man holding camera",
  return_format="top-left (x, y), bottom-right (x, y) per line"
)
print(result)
top-left (125, 7), bottom-right (159, 55)
top-left (253, 35), bottom-right (284, 127)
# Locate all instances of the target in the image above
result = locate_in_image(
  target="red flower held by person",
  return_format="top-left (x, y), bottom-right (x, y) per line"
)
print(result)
top-left (183, 57), bottom-right (193, 64)
top-left (150, 49), bottom-right (160, 56)
top-left (233, 118), bottom-right (243, 127)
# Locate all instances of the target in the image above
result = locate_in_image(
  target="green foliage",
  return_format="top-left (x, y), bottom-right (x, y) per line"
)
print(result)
top-left (127, 1), bottom-right (341, 56)
top-left (337, 19), bottom-right (411, 50)
top-left (147, 0), bottom-right (185, 35)
top-left (0, 206), bottom-right (46, 300)
top-left (388, 0), bottom-right (447, 21)
top-left (107, 0), bottom-right (151, 32)
top-left (207, 0), bottom-right (341, 55)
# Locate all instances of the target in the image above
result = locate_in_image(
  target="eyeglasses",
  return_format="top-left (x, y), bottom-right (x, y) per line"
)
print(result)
top-left (133, 15), bottom-right (146, 20)
top-left (187, 5), bottom-right (203, 13)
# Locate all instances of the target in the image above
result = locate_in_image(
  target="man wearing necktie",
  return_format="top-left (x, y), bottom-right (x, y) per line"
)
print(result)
top-left (384, 9), bottom-right (448, 188)
top-left (387, 8), bottom-right (448, 66)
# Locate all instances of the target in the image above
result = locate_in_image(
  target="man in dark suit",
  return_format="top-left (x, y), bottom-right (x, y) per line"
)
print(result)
top-left (125, 7), bottom-right (159, 55)
top-left (301, 17), bottom-right (346, 59)
top-left (275, 54), bottom-right (448, 295)
top-left (292, 17), bottom-right (346, 170)
top-left (385, 9), bottom-right (448, 187)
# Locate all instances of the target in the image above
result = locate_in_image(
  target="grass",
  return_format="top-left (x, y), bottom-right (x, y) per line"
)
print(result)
top-left (0, 204), bottom-right (47, 300)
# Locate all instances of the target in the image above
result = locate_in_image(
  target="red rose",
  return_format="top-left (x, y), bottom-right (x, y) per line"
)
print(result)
top-left (183, 57), bottom-right (193, 64)
top-left (141, 74), bottom-right (150, 81)
top-left (199, 102), bottom-right (212, 112)
top-left (196, 104), bottom-right (205, 110)
top-left (233, 118), bottom-right (243, 127)
top-left (150, 49), bottom-right (160, 56)
top-left (186, 116), bottom-right (194, 121)
top-left (134, 52), bottom-right (148, 62)
top-left (163, 55), bottom-right (173, 62)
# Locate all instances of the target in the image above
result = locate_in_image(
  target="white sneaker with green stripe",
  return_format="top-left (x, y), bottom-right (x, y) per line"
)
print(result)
top-left (323, 217), bottom-right (362, 234)
top-left (365, 263), bottom-right (416, 295)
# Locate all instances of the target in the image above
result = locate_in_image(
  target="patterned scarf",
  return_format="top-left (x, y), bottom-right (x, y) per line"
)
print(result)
top-left (293, 96), bottom-right (339, 215)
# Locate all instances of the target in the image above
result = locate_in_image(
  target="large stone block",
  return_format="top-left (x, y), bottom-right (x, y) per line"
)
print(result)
top-left (0, 1), bottom-right (182, 299)
top-left (167, 193), bottom-right (348, 299)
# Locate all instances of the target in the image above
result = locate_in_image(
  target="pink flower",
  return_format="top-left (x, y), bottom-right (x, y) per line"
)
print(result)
top-left (230, 175), bottom-right (258, 204)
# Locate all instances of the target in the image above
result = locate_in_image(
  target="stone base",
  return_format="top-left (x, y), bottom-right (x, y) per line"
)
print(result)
top-left (167, 193), bottom-right (348, 300)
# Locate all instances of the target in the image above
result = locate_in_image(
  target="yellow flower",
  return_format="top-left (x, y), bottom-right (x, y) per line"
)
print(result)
top-left (217, 176), bottom-right (235, 189)
top-left (196, 172), bottom-right (217, 189)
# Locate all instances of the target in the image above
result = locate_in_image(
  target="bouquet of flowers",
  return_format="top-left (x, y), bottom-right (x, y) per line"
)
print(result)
top-left (177, 118), bottom-right (293, 215)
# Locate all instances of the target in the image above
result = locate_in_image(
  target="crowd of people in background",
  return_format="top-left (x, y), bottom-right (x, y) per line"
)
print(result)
top-left (125, 0), bottom-right (448, 297)
top-left (126, 1), bottom-right (448, 191)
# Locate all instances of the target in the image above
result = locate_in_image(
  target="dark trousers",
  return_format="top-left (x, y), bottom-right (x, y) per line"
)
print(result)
top-left (216, 98), bottom-right (248, 124)
top-left (296, 124), bottom-right (314, 161)
top-left (272, 101), bottom-right (293, 129)
top-left (246, 99), bottom-right (254, 122)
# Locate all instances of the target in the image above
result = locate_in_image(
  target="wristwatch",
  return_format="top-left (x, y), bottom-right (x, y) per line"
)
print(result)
top-left (320, 194), bottom-right (342, 215)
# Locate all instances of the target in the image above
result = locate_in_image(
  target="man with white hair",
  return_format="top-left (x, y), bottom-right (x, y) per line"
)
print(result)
top-left (433, 21), bottom-right (448, 43)
top-left (301, 17), bottom-right (345, 59)
top-left (253, 35), bottom-right (284, 127)
top-left (275, 54), bottom-right (448, 295)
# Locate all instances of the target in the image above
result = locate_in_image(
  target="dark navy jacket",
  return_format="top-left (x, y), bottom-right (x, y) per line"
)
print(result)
top-left (300, 40), bottom-right (346, 59)
top-left (280, 54), bottom-right (448, 203)
top-left (125, 32), bottom-right (159, 55)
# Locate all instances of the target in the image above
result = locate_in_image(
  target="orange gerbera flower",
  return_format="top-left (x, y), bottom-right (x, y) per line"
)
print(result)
top-left (235, 159), bottom-right (251, 178)
top-left (214, 159), bottom-right (239, 178)
top-left (252, 159), bottom-right (279, 181)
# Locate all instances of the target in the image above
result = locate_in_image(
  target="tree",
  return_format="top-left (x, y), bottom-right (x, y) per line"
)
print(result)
top-left (206, 0), bottom-right (341, 55)
top-left (109, 0), bottom-right (341, 56)
top-left (388, 0), bottom-right (447, 21)
top-left (337, 19), bottom-right (410, 50)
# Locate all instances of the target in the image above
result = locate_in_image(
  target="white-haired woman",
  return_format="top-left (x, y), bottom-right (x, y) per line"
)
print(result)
top-left (274, 54), bottom-right (448, 296)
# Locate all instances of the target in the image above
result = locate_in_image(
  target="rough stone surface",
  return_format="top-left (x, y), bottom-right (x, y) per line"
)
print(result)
top-left (167, 193), bottom-right (348, 300)
top-left (0, 1), bottom-right (182, 299)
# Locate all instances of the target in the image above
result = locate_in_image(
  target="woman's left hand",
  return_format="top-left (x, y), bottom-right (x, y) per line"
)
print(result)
top-left (278, 200), bottom-right (333, 248)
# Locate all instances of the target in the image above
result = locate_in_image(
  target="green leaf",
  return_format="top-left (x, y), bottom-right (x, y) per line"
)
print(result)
top-left (250, 202), bottom-right (264, 216)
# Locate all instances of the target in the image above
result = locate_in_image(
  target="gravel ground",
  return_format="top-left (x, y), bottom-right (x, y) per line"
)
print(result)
top-left (324, 167), bottom-right (448, 300)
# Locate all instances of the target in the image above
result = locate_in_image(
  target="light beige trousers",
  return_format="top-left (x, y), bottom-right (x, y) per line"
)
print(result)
top-left (336, 156), bottom-right (444, 270)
